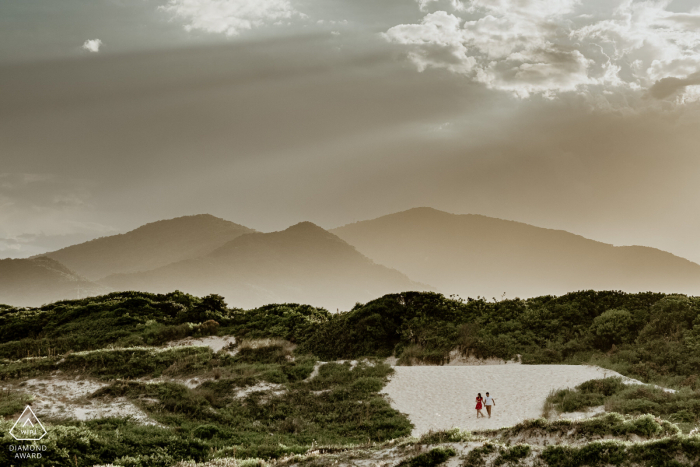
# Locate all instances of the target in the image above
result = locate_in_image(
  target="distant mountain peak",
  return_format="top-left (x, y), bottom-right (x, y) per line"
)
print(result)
top-left (331, 208), bottom-right (700, 299)
top-left (43, 214), bottom-right (255, 280)
top-left (283, 221), bottom-right (331, 235)
top-left (101, 219), bottom-right (427, 311)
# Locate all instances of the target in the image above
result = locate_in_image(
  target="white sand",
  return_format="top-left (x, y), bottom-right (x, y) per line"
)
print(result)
top-left (381, 364), bottom-right (627, 435)
top-left (167, 335), bottom-right (236, 353)
top-left (4, 377), bottom-right (159, 425)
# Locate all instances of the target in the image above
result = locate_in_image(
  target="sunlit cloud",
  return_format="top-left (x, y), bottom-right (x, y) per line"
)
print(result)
top-left (160, 0), bottom-right (303, 36)
top-left (82, 39), bottom-right (103, 53)
top-left (385, 0), bottom-right (700, 100)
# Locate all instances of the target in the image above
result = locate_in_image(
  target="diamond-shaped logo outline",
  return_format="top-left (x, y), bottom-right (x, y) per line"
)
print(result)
top-left (10, 406), bottom-right (47, 441)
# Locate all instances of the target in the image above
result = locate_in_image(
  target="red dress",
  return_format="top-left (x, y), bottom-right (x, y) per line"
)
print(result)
top-left (475, 397), bottom-right (483, 410)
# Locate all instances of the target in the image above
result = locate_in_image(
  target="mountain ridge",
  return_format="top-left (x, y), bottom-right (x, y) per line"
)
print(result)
top-left (42, 214), bottom-right (255, 280)
top-left (330, 207), bottom-right (700, 299)
top-left (101, 222), bottom-right (427, 310)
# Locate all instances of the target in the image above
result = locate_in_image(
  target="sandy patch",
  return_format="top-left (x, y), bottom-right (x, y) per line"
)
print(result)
top-left (167, 335), bottom-right (236, 353)
top-left (381, 364), bottom-right (630, 435)
top-left (445, 350), bottom-right (520, 366)
top-left (5, 377), bottom-right (159, 425)
top-left (235, 382), bottom-right (286, 399)
top-left (558, 405), bottom-right (606, 421)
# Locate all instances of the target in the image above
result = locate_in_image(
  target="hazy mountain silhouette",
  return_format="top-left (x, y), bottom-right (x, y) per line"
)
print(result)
top-left (101, 222), bottom-right (426, 310)
top-left (331, 207), bottom-right (700, 299)
top-left (43, 214), bottom-right (254, 280)
top-left (0, 257), bottom-right (107, 307)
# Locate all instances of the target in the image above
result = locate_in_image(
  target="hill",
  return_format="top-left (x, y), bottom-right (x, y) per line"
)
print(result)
top-left (0, 256), bottom-right (107, 307)
top-left (100, 222), bottom-right (426, 310)
top-left (331, 207), bottom-right (700, 299)
top-left (1, 290), bottom-right (699, 466)
top-left (43, 214), bottom-right (254, 280)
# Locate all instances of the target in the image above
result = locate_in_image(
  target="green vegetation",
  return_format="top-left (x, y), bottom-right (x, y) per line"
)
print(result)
top-left (496, 413), bottom-right (679, 440)
top-left (419, 427), bottom-right (472, 444)
top-left (0, 387), bottom-right (33, 417)
top-left (297, 291), bottom-right (700, 388)
top-left (0, 354), bottom-right (410, 466)
top-left (3, 290), bottom-right (700, 387)
top-left (4, 290), bottom-right (700, 466)
top-left (0, 291), bottom-right (329, 360)
top-left (464, 443), bottom-right (498, 467)
top-left (493, 445), bottom-right (531, 466)
top-left (541, 437), bottom-right (700, 467)
top-left (546, 377), bottom-right (700, 431)
top-left (463, 415), bottom-right (686, 466)
top-left (396, 447), bottom-right (456, 467)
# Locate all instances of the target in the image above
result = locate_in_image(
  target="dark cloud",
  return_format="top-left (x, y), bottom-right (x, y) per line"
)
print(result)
top-left (649, 72), bottom-right (700, 99)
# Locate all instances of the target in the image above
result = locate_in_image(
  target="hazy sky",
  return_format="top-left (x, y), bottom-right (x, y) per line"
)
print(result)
top-left (1, 0), bottom-right (700, 263)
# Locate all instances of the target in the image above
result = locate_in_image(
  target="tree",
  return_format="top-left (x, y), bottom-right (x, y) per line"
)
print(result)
top-left (590, 308), bottom-right (633, 349)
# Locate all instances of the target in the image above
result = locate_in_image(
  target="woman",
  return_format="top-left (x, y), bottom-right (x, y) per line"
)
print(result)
top-left (475, 393), bottom-right (485, 418)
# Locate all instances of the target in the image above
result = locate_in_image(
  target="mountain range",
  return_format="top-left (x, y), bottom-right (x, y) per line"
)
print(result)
top-left (2, 208), bottom-right (699, 309)
top-left (42, 214), bottom-right (254, 280)
top-left (331, 207), bottom-right (700, 299)
top-left (101, 222), bottom-right (424, 310)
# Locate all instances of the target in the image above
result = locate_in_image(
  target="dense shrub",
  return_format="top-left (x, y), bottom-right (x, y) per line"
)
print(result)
top-left (541, 436), bottom-right (700, 467)
top-left (397, 447), bottom-right (456, 467)
top-left (500, 413), bottom-right (679, 440)
top-left (4, 290), bottom-right (700, 386)
top-left (589, 309), bottom-right (633, 349)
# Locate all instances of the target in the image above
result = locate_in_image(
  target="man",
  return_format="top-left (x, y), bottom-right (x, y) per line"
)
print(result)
top-left (484, 392), bottom-right (495, 418)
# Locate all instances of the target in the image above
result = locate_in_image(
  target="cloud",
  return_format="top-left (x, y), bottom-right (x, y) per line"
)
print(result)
top-left (385, 0), bottom-right (700, 100)
top-left (160, 0), bottom-right (303, 36)
top-left (649, 71), bottom-right (700, 99)
top-left (82, 39), bottom-right (103, 53)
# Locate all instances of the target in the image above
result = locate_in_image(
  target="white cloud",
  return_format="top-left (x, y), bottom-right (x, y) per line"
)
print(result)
top-left (386, 0), bottom-right (700, 100)
top-left (161, 0), bottom-right (302, 36)
top-left (82, 39), bottom-right (103, 53)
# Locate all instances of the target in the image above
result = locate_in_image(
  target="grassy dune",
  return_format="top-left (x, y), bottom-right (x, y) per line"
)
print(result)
top-left (2, 290), bottom-right (700, 466)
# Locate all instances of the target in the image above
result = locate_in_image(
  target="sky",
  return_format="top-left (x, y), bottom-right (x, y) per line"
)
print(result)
top-left (1, 0), bottom-right (700, 263)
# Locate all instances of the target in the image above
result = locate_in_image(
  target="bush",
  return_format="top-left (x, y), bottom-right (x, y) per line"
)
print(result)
top-left (464, 443), bottom-right (498, 467)
top-left (0, 388), bottom-right (32, 417)
top-left (501, 413), bottom-right (679, 440)
top-left (590, 309), bottom-right (633, 349)
top-left (494, 445), bottom-right (531, 466)
top-left (419, 428), bottom-right (471, 444)
top-left (192, 425), bottom-right (223, 439)
top-left (397, 447), bottom-right (456, 467)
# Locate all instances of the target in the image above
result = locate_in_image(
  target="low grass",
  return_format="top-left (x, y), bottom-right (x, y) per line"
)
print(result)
top-left (495, 413), bottom-right (679, 440)
top-left (463, 442), bottom-right (498, 467)
top-left (419, 427), bottom-right (472, 444)
top-left (0, 346), bottom-right (214, 381)
top-left (396, 447), bottom-right (456, 467)
top-left (0, 387), bottom-right (33, 417)
top-left (541, 436), bottom-right (700, 467)
top-left (546, 377), bottom-right (700, 431)
top-left (493, 445), bottom-right (531, 466)
top-left (0, 350), bottom-right (411, 466)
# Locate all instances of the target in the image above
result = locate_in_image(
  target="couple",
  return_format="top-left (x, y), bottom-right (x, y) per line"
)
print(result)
top-left (475, 392), bottom-right (495, 418)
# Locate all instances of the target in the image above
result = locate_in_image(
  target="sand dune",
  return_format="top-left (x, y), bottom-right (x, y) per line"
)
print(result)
top-left (381, 364), bottom-right (627, 436)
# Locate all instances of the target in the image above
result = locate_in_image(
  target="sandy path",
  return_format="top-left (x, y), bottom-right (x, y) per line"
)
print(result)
top-left (381, 364), bottom-right (624, 435)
